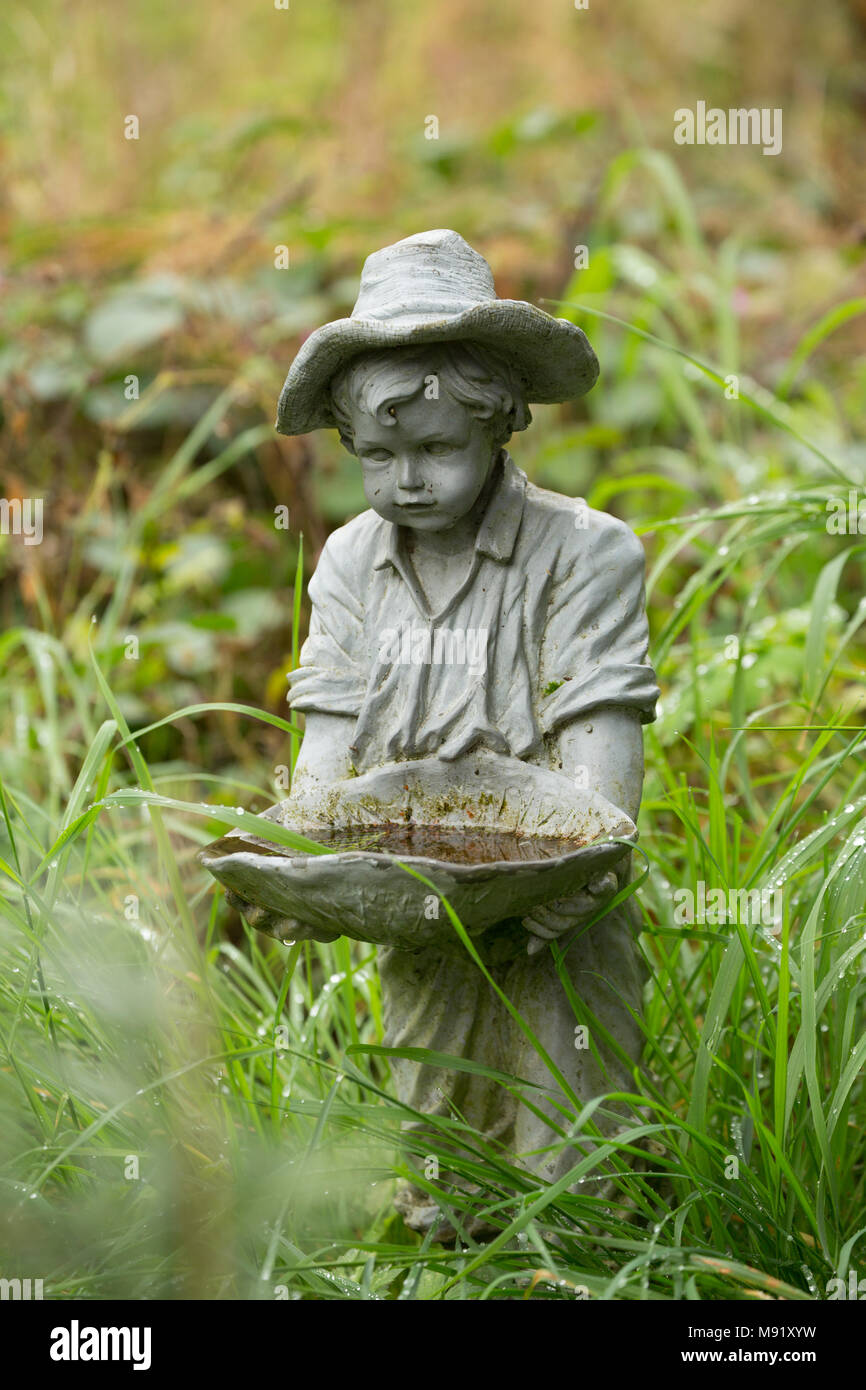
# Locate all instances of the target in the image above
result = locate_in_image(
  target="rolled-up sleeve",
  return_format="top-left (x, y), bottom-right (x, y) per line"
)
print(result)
top-left (287, 532), bottom-right (367, 717)
top-left (538, 517), bottom-right (659, 732)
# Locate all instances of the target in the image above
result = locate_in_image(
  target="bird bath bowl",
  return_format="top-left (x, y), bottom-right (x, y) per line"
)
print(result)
top-left (199, 754), bottom-right (637, 951)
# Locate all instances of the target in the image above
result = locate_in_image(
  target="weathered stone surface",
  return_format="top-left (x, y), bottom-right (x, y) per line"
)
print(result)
top-left (200, 230), bottom-right (660, 1235)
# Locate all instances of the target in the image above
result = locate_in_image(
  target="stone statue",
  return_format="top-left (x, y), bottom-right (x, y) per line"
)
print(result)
top-left (201, 230), bottom-right (659, 1239)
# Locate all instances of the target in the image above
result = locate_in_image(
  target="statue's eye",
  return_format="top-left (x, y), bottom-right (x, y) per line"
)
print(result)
top-left (422, 441), bottom-right (453, 456)
top-left (363, 449), bottom-right (393, 463)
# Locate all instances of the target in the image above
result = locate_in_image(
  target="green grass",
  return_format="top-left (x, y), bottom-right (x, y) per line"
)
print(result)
top-left (2, 143), bottom-right (866, 1298)
top-left (2, 633), bottom-right (864, 1301)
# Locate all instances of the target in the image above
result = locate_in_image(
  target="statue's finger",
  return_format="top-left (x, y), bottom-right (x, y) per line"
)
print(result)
top-left (522, 916), bottom-right (558, 940)
top-left (587, 871), bottom-right (619, 897)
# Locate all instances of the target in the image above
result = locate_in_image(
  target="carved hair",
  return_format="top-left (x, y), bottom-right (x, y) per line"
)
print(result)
top-left (329, 341), bottom-right (531, 454)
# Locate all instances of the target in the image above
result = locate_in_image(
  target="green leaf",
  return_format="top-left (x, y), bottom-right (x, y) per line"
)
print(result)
top-left (84, 285), bottom-right (185, 363)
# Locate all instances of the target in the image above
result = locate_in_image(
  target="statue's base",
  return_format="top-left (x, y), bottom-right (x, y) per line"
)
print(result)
top-left (394, 1179), bottom-right (502, 1245)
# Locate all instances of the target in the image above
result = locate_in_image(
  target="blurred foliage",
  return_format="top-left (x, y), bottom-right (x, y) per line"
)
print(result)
top-left (1, 0), bottom-right (866, 1300)
top-left (2, 0), bottom-right (865, 767)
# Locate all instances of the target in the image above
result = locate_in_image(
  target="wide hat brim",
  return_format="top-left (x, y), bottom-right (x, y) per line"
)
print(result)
top-left (275, 300), bottom-right (599, 437)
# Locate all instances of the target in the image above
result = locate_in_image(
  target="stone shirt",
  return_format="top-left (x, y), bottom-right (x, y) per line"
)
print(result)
top-left (288, 453), bottom-right (659, 772)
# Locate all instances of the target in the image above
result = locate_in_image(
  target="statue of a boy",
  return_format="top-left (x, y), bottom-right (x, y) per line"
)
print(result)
top-left (243, 230), bottom-right (659, 1234)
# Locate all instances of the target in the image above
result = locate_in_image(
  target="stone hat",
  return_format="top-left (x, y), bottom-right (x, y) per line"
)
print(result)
top-left (275, 229), bottom-right (599, 436)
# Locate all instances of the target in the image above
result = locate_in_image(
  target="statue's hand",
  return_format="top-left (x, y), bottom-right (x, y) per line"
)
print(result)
top-left (224, 890), bottom-right (341, 945)
top-left (523, 870), bottom-right (620, 956)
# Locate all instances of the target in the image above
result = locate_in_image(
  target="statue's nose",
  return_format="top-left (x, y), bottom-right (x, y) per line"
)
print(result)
top-left (396, 455), bottom-right (424, 490)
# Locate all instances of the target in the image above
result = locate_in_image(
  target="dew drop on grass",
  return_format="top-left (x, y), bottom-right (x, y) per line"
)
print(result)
top-left (844, 804), bottom-right (856, 814)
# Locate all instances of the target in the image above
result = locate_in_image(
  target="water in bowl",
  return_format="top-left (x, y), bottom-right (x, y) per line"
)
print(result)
top-left (206, 823), bottom-right (588, 866)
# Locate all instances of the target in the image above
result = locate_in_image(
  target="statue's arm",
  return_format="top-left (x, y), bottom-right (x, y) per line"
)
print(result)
top-left (523, 708), bottom-right (645, 953)
top-left (289, 711), bottom-right (357, 791)
top-left (551, 706), bottom-right (644, 821)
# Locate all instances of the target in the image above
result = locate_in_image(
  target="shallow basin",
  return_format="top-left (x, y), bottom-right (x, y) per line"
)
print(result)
top-left (198, 754), bottom-right (636, 950)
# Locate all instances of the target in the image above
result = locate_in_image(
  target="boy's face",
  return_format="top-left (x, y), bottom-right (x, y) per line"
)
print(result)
top-left (349, 391), bottom-right (497, 532)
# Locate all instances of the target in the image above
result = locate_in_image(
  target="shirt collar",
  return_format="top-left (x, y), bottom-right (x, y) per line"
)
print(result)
top-left (372, 450), bottom-right (526, 571)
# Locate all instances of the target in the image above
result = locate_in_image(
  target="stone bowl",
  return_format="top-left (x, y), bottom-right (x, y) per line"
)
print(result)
top-left (198, 754), bottom-right (636, 951)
